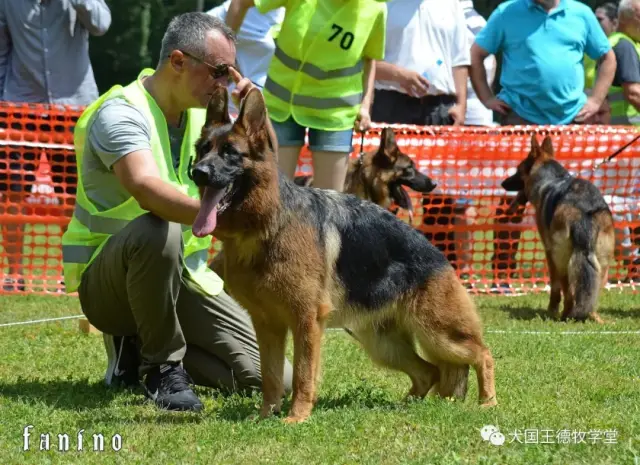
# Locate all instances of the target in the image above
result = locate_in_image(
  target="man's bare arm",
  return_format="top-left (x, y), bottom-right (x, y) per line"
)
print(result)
top-left (113, 149), bottom-right (200, 225)
top-left (623, 82), bottom-right (640, 112)
top-left (374, 62), bottom-right (429, 97)
top-left (226, 0), bottom-right (255, 32)
top-left (592, 49), bottom-right (617, 105)
top-left (470, 43), bottom-right (493, 104)
top-left (470, 42), bottom-right (510, 114)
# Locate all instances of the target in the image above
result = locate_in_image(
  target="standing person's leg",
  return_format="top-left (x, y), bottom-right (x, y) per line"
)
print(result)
top-left (491, 194), bottom-right (524, 291)
top-left (308, 128), bottom-right (353, 192)
top-left (491, 110), bottom-right (533, 290)
top-left (420, 96), bottom-right (460, 266)
top-left (269, 117), bottom-right (305, 179)
top-left (176, 278), bottom-right (293, 395)
top-left (77, 212), bottom-right (203, 411)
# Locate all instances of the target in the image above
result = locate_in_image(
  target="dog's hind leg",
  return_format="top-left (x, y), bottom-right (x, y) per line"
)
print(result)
top-left (435, 363), bottom-right (469, 400)
top-left (413, 270), bottom-right (497, 407)
top-left (352, 320), bottom-right (439, 399)
top-left (545, 251), bottom-right (562, 320)
top-left (566, 251), bottom-right (604, 324)
top-left (418, 332), bottom-right (496, 407)
top-left (559, 275), bottom-right (574, 321)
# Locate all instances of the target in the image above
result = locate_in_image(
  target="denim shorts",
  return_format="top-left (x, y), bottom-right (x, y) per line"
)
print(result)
top-left (271, 117), bottom-right (353, 153)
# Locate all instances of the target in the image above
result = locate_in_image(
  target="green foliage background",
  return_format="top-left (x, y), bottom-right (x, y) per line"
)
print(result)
top-left (89, 0), bottom-right (224, 93)
top-left (89, 0), bottom-right (617, 93)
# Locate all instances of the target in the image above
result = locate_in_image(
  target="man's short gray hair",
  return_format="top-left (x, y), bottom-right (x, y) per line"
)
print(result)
top-left (618, 0), bottom-right (640, 19)
top-left (158, 12), bottom-right (236, 67)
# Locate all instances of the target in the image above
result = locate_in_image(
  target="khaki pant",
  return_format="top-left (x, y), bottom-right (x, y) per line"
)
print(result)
top-left (78, 212), bottom-right (292, 394)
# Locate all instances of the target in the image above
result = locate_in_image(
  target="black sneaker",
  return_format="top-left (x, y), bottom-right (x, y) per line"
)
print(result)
top-left (142, 363), bottom-right (203, 412)
top-left (103, 334), bottom-right (141, 388)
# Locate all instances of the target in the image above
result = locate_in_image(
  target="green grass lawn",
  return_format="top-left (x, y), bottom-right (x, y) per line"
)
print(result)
top-left (0, 293), bottom-right (639, 464)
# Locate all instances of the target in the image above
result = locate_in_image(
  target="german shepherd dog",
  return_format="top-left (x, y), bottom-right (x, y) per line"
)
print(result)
top-left (293, 127), bottom-right (437, 220)
top-left (502, 135), bottom-right (615, 323)
top-left (190, 86), bottom-right (497, 423)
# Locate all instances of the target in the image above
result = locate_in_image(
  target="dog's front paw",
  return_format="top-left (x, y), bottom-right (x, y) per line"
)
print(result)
top-left (548, 308), bottom-right (561, 321)
top-left (259, 402), bottom-right (281, 419)
top-left (285, 399), bottom-right (313, 423)
top-left (479, 396), bottom-right (498, 408)
top-left (283, 414), bottom-right (309, 424)
top-left (589, 312), bottom-right (605, 324)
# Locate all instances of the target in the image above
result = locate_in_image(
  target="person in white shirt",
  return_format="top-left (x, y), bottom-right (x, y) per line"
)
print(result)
top-left (207, 0), bottom-right (284, 116)
top-left (370, 0), bottom-right (471, 280)
top-left (371, 0), bottom-right (469, 126)
top-left (448, 0), bottom-right (498, 287)
top-left (461, 0), bottom-right (496, 126)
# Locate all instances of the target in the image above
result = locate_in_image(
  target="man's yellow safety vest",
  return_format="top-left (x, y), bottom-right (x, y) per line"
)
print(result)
top-left (61, 68), bottom-right (224, 296)
top-left (257, 0), bottom-right (386, 131)
top-left (583, 54), bottom-right (596, 91)
top-left (608, 33), bottom-right (640, 125)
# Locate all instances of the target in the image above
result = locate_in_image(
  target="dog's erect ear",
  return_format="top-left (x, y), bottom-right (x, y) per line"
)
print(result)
top-left (236, 88), bottom-right (267, 134)
top-left (529, 134), bottom-right (543, 159)
top-left (380, 127), bottom-right (397, 153)
top-left (374, 127), bottom-right (398, 165)
top-left (205, 85), bottom-right (231, 126)
top-left (541, 135), bottom-right (554, 159)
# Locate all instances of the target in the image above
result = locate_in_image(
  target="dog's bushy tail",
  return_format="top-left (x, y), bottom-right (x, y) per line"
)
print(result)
top-left (568, 215), bottom-right (601, 321)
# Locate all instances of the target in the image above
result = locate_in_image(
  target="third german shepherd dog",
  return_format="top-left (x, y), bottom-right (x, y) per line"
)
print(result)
top-left (502, 135), bottom-right (615, 323)
top-left (190, 86), bottom-right (497, 423)
top-left (293, 127), bottom-right (437, 220)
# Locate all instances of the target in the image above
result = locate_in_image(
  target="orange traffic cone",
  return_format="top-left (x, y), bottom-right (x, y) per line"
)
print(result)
top-left (25, 151), bottom-right (60, 216)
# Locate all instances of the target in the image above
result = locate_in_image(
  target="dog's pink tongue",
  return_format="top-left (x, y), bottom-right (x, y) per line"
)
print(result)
top-left (192, 187), bottom-right (226, 237)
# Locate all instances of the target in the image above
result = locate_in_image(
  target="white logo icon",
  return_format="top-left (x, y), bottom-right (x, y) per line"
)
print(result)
top-left (481, 424), bottom-right (506, 446)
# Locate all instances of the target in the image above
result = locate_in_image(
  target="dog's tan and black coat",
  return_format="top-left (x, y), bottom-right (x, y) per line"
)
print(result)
top-left (190, 86), bottom-right (497, 423)
top-left (502, 135), bottom-right (615, 323)
top-left (294, 127), bottom-right (437, 217)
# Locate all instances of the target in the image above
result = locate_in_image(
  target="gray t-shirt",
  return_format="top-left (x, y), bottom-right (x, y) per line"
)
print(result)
top-left (84, 97), bottom-right (185, 211)
top-left (611, 39), bottom-right (640, 88)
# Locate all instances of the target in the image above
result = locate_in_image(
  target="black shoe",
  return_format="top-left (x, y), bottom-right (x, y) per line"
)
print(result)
top-left (103, 334), bottom-right (141, 388)
top-left (142, 363), bottom-right (203, 412)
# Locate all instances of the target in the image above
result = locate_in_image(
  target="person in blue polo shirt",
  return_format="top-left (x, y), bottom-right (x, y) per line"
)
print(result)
top-left (470, 0), bottom-right (617, 126)
top-left (469, 0), bottom-right (617, 292)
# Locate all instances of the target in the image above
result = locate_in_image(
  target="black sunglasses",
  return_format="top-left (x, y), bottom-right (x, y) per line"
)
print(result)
top-left (177, 49), bottom-right (233, 81)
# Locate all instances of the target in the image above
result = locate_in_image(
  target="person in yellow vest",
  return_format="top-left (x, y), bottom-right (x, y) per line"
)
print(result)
top-left (584, 2), bottom-right (619, 91)
top-left (603, 0), bottom-right (640, 281)
top-left (607, 1), bottom-right (640, 125)
top-left (61, 13), bottom-right (292, 412)
top-left (225, 0), bottom-right (387, 192)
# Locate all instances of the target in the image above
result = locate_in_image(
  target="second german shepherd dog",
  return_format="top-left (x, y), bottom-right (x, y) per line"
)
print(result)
top-left (502, 135), bottom-right (615, 323)
top-left (293, 127), bottom-right (437, 219)
top-left (190, 86), bottom-right (497, 423)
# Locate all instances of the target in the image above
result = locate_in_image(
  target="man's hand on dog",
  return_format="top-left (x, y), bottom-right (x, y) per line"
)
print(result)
top-left (229, 66), bottom-right (256, 106)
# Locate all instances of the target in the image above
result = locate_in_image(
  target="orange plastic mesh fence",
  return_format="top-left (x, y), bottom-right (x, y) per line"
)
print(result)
top-left (1, 102), bottom-right (639, 296)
